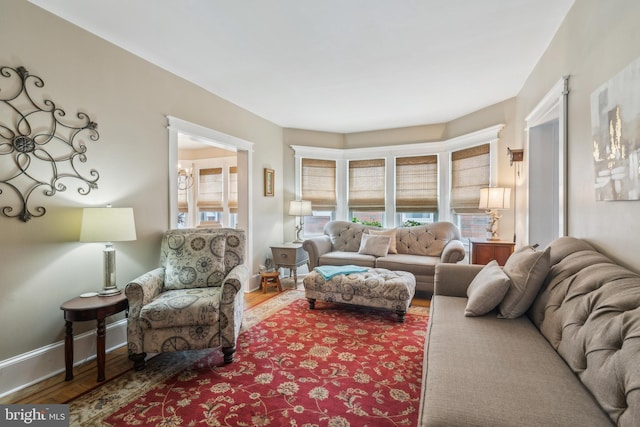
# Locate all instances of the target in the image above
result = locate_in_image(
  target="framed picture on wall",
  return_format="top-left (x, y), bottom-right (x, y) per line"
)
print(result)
top-left (264, 168), bottom-right (274, 197)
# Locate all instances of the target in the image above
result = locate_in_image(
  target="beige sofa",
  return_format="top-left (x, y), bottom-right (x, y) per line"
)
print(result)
top-left (419, 236), bottom-right (639, 426)
top-left (302, 220), bottom-right (465, 294)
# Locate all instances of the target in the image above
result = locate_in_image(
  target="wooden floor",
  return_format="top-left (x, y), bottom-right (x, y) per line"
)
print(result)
top-left (1, 282), bottom-right (429, 405)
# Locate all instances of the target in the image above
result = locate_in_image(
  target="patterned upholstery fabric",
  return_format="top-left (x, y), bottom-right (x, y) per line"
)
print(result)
top-left (125, 228), bottom-right (248, 368)
top-left (303, 268), bottom-right (416, 321)
top-left (303, 220), bottom-right (464, 294)
top-left (163, 233), bottom-right (227, 289)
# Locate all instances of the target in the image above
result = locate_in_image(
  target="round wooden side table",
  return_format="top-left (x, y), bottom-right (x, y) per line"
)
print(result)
top-left (259, 270), bottom-right (282, 293)
top-left (60, 292), bottom-right (128, 382)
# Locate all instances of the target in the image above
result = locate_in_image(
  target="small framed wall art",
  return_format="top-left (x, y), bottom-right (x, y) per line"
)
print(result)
top-left (264, 168), bottom-right (274, 197)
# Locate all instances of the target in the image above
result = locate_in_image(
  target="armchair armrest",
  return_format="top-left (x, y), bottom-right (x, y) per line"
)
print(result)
top-left (220, 264), bottom-right (249, 348)
top-left (440, 239), bottom-right (466, 263)
top-left (222, 264), bottom-right (249, 294)
top-left (303, 236), bottom-right (333, 269)
top-left (125, 267), bottom-right (165, 318)
top-left (434, 263), bottom-right (485, 297)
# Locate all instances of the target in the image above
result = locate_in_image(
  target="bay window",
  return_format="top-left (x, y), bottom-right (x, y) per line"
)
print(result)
top-left (291, 124), bottom-right (502, 240)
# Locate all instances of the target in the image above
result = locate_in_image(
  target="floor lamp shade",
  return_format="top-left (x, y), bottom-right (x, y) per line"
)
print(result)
top-left (479, 188), bottom-right (511, 240)
top-left (80, 207), bottom-right (137, 295)
top-left (288, 200), bottom-right (312, 243)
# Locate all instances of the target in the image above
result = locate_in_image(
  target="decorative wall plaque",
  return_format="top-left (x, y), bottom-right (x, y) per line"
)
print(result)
top-left (0, 65), bottom-right (100, 221)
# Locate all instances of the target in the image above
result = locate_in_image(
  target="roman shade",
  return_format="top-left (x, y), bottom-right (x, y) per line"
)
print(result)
top-left (228, 166), bottom-right (238, 213)
top-left (349, 159), bottom-right (385, 210)
top-left (450, 144), bottom-right (490, 213)
top-left (177, 187), bottom-right (188, 213)
top-left (197, 167), bottom-right (223, 211)
top-left (301, 158), bottom-right (336, 209)
top-left (395, 155), bottom-right (438, 212)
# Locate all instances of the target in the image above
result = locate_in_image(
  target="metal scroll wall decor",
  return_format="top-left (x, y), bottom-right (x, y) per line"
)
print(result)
top-left (0, 65), bottom-right (100, 221)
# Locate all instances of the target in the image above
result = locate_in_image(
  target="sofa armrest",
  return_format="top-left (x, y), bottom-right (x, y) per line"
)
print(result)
top-left (303, 236), bottom-right (333, 269)
top-left (440, 239), bottom-right (466, 263)
top-left (434, 263), bottom-right (485, 297)
top-left (124, 267), bottom-right (165, 318)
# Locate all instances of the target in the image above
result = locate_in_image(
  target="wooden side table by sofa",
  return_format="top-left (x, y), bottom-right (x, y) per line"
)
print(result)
top-left (270, 243), bottom-right (310, 285)
top-left (469, 239), bottom-right (515, 266)
top-left (60, 292), bottom-right (128, 382)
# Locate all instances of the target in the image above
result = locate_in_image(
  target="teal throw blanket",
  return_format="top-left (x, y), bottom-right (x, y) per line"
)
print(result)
top-left (314, 265), bottom-right (369, 280)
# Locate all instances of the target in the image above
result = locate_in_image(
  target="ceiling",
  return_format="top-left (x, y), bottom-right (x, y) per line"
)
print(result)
top-left (29, 0), bottom-right (575, 134)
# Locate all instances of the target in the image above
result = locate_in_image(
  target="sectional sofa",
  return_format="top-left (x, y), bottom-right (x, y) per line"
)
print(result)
top-left (419, 236), bottom-right (639, 426)
top-left (302, 220), bottom-right (465, 294)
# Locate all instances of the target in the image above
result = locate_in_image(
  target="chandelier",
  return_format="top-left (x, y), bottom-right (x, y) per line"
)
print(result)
top-left (177, 165), bottom-right (194, 190)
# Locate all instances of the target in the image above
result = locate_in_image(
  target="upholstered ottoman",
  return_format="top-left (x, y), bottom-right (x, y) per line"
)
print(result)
top-left (303, 267), bottom-right (416, 322)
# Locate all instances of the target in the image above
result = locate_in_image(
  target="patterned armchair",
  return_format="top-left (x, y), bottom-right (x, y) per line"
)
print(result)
top-left (125, 228), bottom-right (248, 370)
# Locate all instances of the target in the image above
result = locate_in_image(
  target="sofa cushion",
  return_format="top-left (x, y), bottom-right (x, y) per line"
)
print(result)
top-left (465, 260), bottom-right (512, 317)
top-left (319, 251), bottom-right (376, 268)
top-left (367, 228), bottom-right (398, 253)
top-left (396, 225), bottom-right (449, 256)
top-left (499, 245), bottom-right (550, 318)
top-left (358, 234), bottom-right (391, 257)
top-left (420, 295), bottom-right (615, 427)
top-left (139, 287), bottom-right (221, 329)
top-left (528, 237), bottom-right (640, 425)
top-left (375, 253), bottom-right (440, 274)
top-left (164, 232), bottom-right (227, 290)
top-left (324, 221), bottom-right (375, 252)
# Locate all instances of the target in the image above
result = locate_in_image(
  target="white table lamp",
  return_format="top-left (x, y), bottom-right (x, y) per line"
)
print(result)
top-left (288, 200), bottom-right (312, 243)
top-left (479, 187), bottom-right (511, 241)
top-left (80, 206), bottom-right (137, 295)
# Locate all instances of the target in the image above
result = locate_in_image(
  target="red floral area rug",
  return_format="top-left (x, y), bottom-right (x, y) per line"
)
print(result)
top-left (71, 290), bottom-right (429, 426)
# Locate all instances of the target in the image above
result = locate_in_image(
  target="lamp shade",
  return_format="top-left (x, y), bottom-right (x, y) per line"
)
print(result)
top-left (479, 187), bottom-right (511, 210)
top-left (288, 200), bottom-right (312, 216)
top-left (80, 207), bottom-right (137, 242)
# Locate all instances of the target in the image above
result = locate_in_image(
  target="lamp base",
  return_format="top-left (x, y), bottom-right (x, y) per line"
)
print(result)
top-left (485, 210), bottom-right (502, 242)
top-left (99, 286), bottom-right (121, 296)
top-left (293, 222), bottom-right (304, 243)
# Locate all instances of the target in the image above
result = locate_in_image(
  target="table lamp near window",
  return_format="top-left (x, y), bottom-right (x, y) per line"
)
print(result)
top-left (288, 200), bottom-right (312, 243)
top-left (479, 187), bottom-right (511, 241)
top-left (80, 206), bottom-right (137, 295)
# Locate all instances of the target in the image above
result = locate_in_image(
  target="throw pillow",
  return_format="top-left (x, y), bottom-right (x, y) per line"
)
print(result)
top-left (368, 228), bottom-right (398, 254)
top-left (164, 232), bottom-right (227, 290)
top-left (358, 234), bottom-right (391, 257)
top-left (465, 260), bottom-right (512, 317)
top-left (498, 245), bottom-right (551, 319)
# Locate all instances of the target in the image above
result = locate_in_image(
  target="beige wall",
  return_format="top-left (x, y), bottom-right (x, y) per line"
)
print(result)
top-left (0, 1), bottom-right (283, 360)
top-left (514, 0), bottom-right (640, 270)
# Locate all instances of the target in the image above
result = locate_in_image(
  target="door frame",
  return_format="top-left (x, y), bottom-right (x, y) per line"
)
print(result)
top-left (523, 76), bottom-right (569, 245)
top-left (167, 116), bottom-right (254, 291)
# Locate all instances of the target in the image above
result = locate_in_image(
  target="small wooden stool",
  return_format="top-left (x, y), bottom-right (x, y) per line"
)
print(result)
top-left (260, 270), bottom-right (282, 293)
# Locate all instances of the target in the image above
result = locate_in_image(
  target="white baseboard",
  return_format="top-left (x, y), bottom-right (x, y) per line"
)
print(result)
top-left (0, 318), bottom-right (128, 399)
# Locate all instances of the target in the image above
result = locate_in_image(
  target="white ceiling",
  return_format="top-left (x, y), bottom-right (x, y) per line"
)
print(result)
top-left (29, 0), bottom-right (575, 134)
